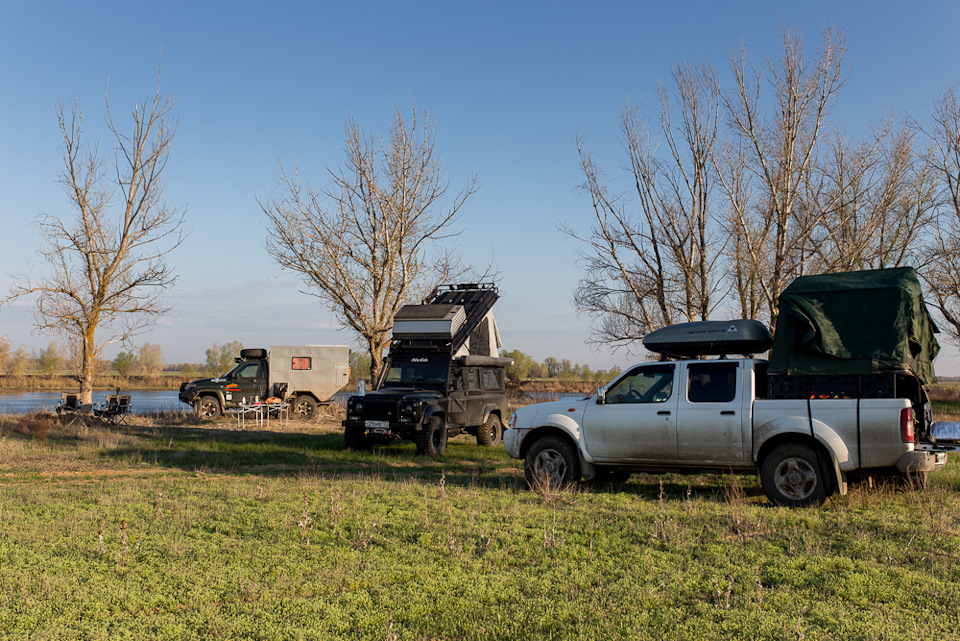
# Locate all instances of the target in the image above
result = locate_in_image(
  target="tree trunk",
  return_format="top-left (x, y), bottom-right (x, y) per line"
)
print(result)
top-left (80, 332), bottom-right (95, 407)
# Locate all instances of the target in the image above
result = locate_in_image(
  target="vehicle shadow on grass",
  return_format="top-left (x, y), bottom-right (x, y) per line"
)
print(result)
top-left (100, 424), bottom-right (766, 501)
top-left (102, 423), bottom-right (527, 489)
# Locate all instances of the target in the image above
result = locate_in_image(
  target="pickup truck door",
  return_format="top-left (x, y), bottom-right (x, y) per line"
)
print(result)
top-left (675, 361), bottom-right (749, 464)
top-left (230, 361), bottom-right (268, 403)
top-left (582, 364), bottom-right (679, 461)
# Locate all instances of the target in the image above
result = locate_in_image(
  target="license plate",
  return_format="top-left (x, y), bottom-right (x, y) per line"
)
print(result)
top-left (365, 420), bottom-right (389, 429)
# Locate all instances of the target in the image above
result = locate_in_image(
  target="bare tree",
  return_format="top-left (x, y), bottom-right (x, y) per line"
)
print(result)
top-left (4, 70), bottom-right (184, 405)
top-left (716, 27), bottom-right (846, 326)
top-left (919, 85), bottom-right (960, 343)
top-left (569, 61), bottom-right (723, 350)
top-left (261, 104), bottom-right (477, 379)
top-left (803, 119), bottom-right (936, 274)
top-left (0, 337), bottom-right (10, 375)
top-left (204, 341), bottom-right (243, 376)
top-left (138, 342), bottom-right (164, 378)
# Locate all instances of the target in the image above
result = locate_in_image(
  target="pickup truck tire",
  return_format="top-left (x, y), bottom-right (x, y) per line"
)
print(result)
top-left (344, 425), bottom-right (370, 451)
top-left (477, 414), bottom-right (503, 447)
top-left (760, 443), bottom-right (829, 507)
top-left (525, 436), bottom-right (580, 487)
top-left (416, 416), bottom-right (447, 456)
top-left (292, 395), bottom-right (318, 420)
top-left (194, 396), bottom-right (221, 419)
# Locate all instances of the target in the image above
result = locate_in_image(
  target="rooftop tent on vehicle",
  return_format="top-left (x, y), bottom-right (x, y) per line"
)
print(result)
top-left (768, 267), bottom-right (940, 385)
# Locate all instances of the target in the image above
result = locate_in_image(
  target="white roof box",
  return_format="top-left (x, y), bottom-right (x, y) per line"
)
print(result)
top-left (643, 319), bottom-right (773, 358)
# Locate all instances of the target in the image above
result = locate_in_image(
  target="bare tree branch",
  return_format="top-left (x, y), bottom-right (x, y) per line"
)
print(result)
top-left (260, 103), bottom-right (478, 379)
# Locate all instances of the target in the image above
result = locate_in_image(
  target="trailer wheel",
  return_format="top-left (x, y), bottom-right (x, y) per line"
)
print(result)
top-left (476, 414), bottom-right (503, 447)
top-left (524, 436), bottom-right (580, 488)
top-left (292, 395), bottom-right (318, 420)
top-left (344, 425), bottom-right (370, 451)
top-left (760, 443), bottom-right (830, 507)
top-left (416, 416), bottom-right (447, 456)
top-left (194, 396), bottom-right (221, 419)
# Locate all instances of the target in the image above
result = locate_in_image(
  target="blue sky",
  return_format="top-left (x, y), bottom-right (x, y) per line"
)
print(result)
top-left (2, 1), bottom-right (960, 373)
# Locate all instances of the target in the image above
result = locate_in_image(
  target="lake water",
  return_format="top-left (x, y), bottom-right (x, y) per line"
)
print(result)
top-left (0, 390), bottom-right (188, 415)
top-left (0, 389), bottom-right (586, 415)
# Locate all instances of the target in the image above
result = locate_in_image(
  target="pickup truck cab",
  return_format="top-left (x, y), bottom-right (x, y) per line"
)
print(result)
top-left (505, 358), bottom-right (947, 506)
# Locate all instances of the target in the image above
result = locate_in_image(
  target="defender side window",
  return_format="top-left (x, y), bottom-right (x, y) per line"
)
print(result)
top-left (465, 369), bottom-right (481, 391)
top-left (481, 368), bottom-right (503, 390)
top-left (448, 368), bottom-right (463, 391)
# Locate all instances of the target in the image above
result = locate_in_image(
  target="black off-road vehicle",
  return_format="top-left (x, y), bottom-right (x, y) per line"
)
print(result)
top-left (343, 283), bottom-right (513, 456)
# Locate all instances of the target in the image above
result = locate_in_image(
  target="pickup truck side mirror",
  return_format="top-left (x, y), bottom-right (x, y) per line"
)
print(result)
top-left (596, 387), bottom-right (606, 404)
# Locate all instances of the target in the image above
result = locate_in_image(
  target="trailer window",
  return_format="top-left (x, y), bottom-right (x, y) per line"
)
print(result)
top-left (291, 357), bottom-right (312, 370)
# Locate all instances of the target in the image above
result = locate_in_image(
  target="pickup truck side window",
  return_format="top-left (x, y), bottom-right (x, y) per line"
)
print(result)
top-left (687, 363), bottom-right (737, 403)
top-left (605, 365), bottom-right (674, 404)
top-left (236, 363), bottom-right (261, 379)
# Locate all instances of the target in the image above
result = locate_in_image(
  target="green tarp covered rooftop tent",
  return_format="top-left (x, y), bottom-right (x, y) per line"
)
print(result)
top-left (768, 267), bottom-right (940, 385)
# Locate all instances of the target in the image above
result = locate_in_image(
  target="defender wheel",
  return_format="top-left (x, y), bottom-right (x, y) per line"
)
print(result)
top-left (760, 443), bottom-right (830, 507)
top-left (344, 425), bottom-right (370, 451)
top-left (416, 416), bottom-right (447, 457)
top-left (476, 414), bottom-right (503, 447)
top-left (292, 395), bottom-right (318, 420)
top-left (194, 397), bottom-right (221, 419)
top-left (524, 436), bottom-right (580, 487)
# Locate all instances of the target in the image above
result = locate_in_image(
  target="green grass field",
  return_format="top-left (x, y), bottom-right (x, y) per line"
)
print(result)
top-left (2, 413), bottom-right (960, 640)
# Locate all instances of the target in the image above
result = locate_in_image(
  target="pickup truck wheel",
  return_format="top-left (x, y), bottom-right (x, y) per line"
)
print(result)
top-left (292, 395), bottom-right (318, 420)
top-left (760, 443), bottom-right (829, 507)
top-left (194, 396), bottom-right (221, 419)
top-left (416, 416), bottom-right (447, 456)
top-left (476, 414), bottom-right (503, 447)
top-left (525, 436), bottom-right (580, 487)
top-left (344, 425), bottom-right (370, 451)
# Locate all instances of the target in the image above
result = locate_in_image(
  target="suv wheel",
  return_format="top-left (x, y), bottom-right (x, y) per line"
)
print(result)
top-left (416, 415), bottom-right (447, 456)
top-left (344, 425), bottom-right (370, 451)
top-left (476, 414), bottom-right (503, 447)
top-left (194, 396), bottom-right (221, 419)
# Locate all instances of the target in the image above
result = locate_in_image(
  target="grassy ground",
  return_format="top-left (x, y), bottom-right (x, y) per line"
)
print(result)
top-left (2, 409), bottom-right (960, 640)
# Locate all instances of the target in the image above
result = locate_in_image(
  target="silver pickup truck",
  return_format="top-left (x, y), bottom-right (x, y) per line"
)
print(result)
top-left (505, 357), bottom-right (948, 506)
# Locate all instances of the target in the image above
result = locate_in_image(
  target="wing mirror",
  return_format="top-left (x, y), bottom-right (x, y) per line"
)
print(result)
top-left (596, 386), bottom-right (606, 404)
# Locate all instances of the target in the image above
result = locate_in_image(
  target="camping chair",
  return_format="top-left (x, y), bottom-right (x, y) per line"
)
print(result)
top-left (94, 391), bottom-right (132, 425)
top-left (55, 392), bottom-right (84, 427)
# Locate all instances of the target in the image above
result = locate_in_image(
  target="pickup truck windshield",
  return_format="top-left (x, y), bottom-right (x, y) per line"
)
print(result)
top-left (382, 361), bottom-right (449, 387)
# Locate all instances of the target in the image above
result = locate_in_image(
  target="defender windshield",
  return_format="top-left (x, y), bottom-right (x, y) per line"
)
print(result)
top-left (381, 360), bottom-right (449, 387)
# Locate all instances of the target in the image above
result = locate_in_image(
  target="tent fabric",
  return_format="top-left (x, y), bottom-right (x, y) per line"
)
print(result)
top-left (768, 267), bottom-right (940, 385)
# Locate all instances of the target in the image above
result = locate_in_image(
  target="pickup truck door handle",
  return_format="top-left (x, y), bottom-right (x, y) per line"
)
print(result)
top-left (720, 410), bottom-right (736, 416)
top-left (657, 410), bottom-right (671, 416)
